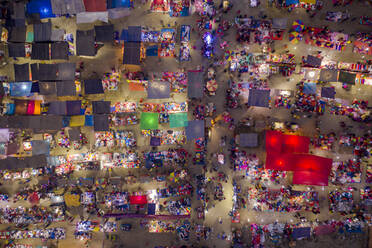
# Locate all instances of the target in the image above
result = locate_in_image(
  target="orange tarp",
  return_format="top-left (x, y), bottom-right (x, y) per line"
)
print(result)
top-left (300, 0), bottom-right (316, 4)
top-left (33, 100), bottom-right (41, 115)
top-left (128, 80), bottom-right (146, 91)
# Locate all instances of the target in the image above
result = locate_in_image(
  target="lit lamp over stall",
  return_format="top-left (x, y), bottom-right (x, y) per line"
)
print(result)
top-left (202, 32), bottom-right (214, 58)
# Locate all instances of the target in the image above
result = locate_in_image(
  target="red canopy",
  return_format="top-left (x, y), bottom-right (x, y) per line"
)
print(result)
top-left (265, 130), bottom-right (283, 154)
top-left (129, 195), bottom-right (148, 205)
top-left (265, 130), bottom-right (310, 154)
top-left (314, 224), bottom-right (335, 236)
top-left (28, 192), bottom-right (40, 205)
top-left (265, 153), bottom-right (293, 171)
top-left (290, 154), bottom-right (332, 173)
top-left (83, 0), bottom-right (107, 12)
top-left (282, 134), bottom-right (310, 154)
top-left (266, 153), bottom-right (332, 173)
top-left (293, 171), bottom-right (329, 186)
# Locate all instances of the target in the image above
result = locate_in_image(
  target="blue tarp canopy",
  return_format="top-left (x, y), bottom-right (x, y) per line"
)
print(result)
top-left (92, 101), bottom-right (111, 114)
top-left (145, 157), bottom-right (163, 169)
top-left (120, 29), bottom-right (128, 41)
top-left (107, 0), bottom-right (131, 8)
top-left (66, 100), bottom-right (82, 115)
top-left (321, 87), bottom-right (336, 99)
top-left (292, 227), bottom-right (311, 239)
top-left (85, 115), bottom-right (94, 126)
top-left (345, 224), bottom-right (362, 233)
top-left (93, 115), bottom-right (109, 131)
top-left (62, 116), bottom-right (70, 127)
top-left (147, 81), bottom-right (170, 99)
top-left (95, 25), bottom-right (114, 42)
top-left (338, 71), bottom-right (356, 85)
top-left (14, 63), bottom-right (30, 82)
top-left (303, 83), bottom-right (317, 94)
top-left (286, 0), bottom-right (299, 5)
top-left (187, 70), bottom-right (204, 99)
top-left (150, 137), bottom-right (161, 146)
top-left (76, 29), bottom-right (95, 56)
top-left (146, 45), bottom-right (158, 56)
top-left (239, 133), bottom-right (258, 147)
top-left (185, 120), bottom-right (204, 140)
top-left (8, 43), bottom-right (26, 58)
top-left (84, 79), bottom-right (104, 94)
top-left (148, 203), bottom-right (156, 215)
top-left (127, 26), bottom-right (142, 42)
top-left (6, 104), bottom-right (15, 115)
top-left (48, 101), bottom-right (66, 115)
top-left (10, 82), bottom-right (32, 97)
top-left (123, 42), bottom-right (140, 65)
top-left (31, 140), bottom-right (50, 156)
top-left (306, 55), bottom-right (322, 67)
top-left (247, 89), bottom-right (270, 107)
top-left (27, 0), bottom-right (55, 19)
top-left (319, 69), bottom-right (339, 82)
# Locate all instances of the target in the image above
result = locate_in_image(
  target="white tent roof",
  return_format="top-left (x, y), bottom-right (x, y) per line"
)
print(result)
top-left (77, 11), bottom-right (108, 24)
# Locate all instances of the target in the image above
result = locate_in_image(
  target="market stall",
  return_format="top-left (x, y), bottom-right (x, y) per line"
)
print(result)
top-left (194, 0), bottom-right (215, 17)
top-left (329, 99), bottom-right (370, 122)
top-left (150, 0), bottom-right (170, 12)
top-left (105, 192), bottom-right (130, 211)
top-left (102, 70), bottom-right (120, 91)
top-left (164, 198), bottom-right (191, 215)
top-left (325, 11), bottom-right (350, 22)
top-left (0, 228), bottom-right (66, 240)
top-left (170, 0), bottom-right (190, 17)
top-left (311, 132), bottom-right (336, 150)
top-left (101, 152), bottom-right (141, 168)
top-left (75, 221), bottom-right (99, 240)
top-left (367, 165), bottom-right (372, 184)
top-left (161, 71), bottom-right (188, 92)
top-left (141, 102), bottom-right (188, 113)
top-left (95, 132), bottom-right (115, 148)
top-left (115, 131), bottom-right (136, 147)
top-left (142, 29), bottom-right (160, 43)
top-left (248, 187), bottom-right (320, 213)
top-left (147, 220), bottom-right (176, 233)
top-left (329, 189), bottom-right (354, 213)
top-left (331, 160), bottom-right (361, 184)
top-left (271, 18), bottom-right (287, 40)
top-left (0, 206), bottom-right (64, 224)
top-left (159, 28), bottom-right (176, 57)
top-left (305, 27), bottom-right (349, 51)
top-left (81, 191), bottom-right (96, 206)
top-left (143, 129), bottom-right (187, 145)
top-left (110, 114), bottom-right (138, 126)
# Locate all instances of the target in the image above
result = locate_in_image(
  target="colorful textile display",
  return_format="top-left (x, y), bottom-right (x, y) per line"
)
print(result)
top-left (102, 71), bottom-right (120, 91)
top-left (331, 160), bottom-right (361, 184)
top-left (329, 190), bottom-right (353, 213)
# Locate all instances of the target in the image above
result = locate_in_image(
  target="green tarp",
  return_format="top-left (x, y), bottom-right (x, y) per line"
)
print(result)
top-left (26, 32), bottom-right (34, 42)
top-left (169, 113), bottom-right (188, 128)
top-left (140, 112), bottom-right (159, 130)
